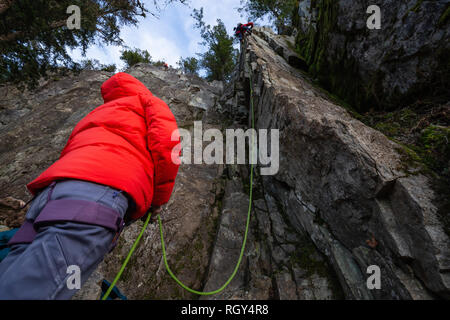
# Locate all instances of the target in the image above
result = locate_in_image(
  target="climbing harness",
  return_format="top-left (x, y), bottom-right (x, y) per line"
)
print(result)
top-left (102, 210), bottom-right (153, 300)
top-left (102, 37), bottom-right (256, 300)
top-left (8, 181), bottom-right (126, 250)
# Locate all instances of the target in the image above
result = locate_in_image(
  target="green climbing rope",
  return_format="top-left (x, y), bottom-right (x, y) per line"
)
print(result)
top-left (103, 42), bottom-right (255, 299)
top-left (157, 47), bottom-right (256, 295)
top-left (102, 211), bottom-right (153, 300)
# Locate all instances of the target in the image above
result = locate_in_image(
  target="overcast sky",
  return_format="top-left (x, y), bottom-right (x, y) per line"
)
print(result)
top-left (69, 0), bottom-right (269, 70)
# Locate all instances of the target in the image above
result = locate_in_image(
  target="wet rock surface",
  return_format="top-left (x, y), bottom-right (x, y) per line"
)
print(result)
top-left (295, 0), bottom-right (450, 110)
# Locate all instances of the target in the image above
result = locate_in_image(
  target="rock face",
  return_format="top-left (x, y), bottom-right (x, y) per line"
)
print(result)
top-left (234, 27), bottom-right (449, 299)
top-left (0, 71), bottom-right (108, 227)
top-left (295, 0), bottom-right (450, 111)
top-left (0, 65), bottom-right (225, 299)
top-left (0, 27), bottom-right (448, 300)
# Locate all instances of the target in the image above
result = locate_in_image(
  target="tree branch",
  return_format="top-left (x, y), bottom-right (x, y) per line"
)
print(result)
top-left (0, 0), bottom-right (16, 15)
top-left (0, 5), bottom-right (142, 43)
top-left (0, 19), bottom-right (67, 42)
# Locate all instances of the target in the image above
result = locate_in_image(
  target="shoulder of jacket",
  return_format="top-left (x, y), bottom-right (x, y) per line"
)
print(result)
top-left (139, 93), bottom-right (153, 107)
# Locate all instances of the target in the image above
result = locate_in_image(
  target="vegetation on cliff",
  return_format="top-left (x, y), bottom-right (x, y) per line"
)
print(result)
top-left (190, 8), bottom-right (238, 82)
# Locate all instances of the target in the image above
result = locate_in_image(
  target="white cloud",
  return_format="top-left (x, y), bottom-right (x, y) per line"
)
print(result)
top-left (188, 0), bottom-right (246, 33)
top-left (68, 44), bottom-right (125, 69)
top-left (136, 32), bottom-right (182, 66)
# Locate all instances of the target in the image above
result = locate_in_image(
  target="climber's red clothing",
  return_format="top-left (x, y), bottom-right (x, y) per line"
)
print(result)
top-left (235, 22), bottom-right (254, 36)
top-left (26, 72), bottom-right (181, 220)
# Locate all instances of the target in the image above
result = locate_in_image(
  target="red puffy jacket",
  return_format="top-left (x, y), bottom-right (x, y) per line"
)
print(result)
top-left (235, 22), bottom-right (254, 35)
top-left (27, 72), bottom-right (181, 220)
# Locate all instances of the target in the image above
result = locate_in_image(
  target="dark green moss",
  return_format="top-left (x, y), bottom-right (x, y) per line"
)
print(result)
top-left (438, 4), bottom-right (450, 26)
top-left (290, 239), bottom-right (328, 278)
top-left (294, 0), bottom-right (386, 113)
top-left (289, 236), bottom-right (345, 299)
top-left (394, 143), bottom-right (426, 175)
top-left (294, 0), bottom-right (449, 113)
top-left (357, 103), bottom-right (449, 237)
top-left (402, 0), bottom-right (424, 20)
top-left (411, 0), bottom-right (424, 13)
top-left (418, 125), bottom-right (450, 173)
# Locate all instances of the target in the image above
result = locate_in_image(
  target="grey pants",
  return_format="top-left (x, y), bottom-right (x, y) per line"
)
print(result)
top-left (0, 179), bottom-right (129, 300)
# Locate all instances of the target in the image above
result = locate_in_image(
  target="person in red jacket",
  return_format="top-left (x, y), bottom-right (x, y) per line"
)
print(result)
top-left (0, 72), bottom-right (180, 299)
top-left (234, 22), bottom-right (254, 41)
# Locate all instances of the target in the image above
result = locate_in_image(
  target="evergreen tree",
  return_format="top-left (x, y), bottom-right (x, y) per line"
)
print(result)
top-left (177, 57), bottom-right (200, 76)
top-left (120, 48), bottom-right (151, 69)
top-left (0, 0), bottom-right (183, 85)
top-left (192, 8), bottom-right (238, 82)
top-left (152, 60), bottom-right (167, 67)
top-left (79, 58), bottom-right (116, 72)
top-left (239, 0), bottom-right (298, 34)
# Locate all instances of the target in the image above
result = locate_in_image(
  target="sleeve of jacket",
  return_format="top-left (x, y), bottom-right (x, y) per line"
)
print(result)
top-left (144, 94), bottom-right (181, 206)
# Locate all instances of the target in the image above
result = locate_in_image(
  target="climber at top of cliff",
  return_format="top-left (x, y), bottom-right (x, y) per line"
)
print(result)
top-left (234, 22), bottom-right (254, 41)
top-left (0, 72), bottom-right (181, 300)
